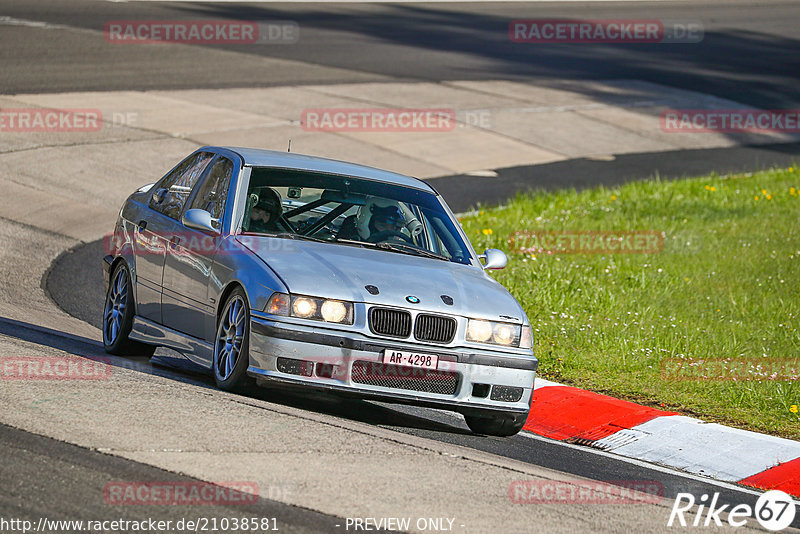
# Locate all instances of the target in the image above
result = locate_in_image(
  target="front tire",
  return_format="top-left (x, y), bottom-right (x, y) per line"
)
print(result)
top-left (103, 262), bottom-right (155, 357)
top-left (464, 412), bottom-right (527, 437)
top-left (213, 288), bottom-right (254, 392)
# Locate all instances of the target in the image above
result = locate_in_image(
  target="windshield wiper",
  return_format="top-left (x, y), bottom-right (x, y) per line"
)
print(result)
top-left (335, 238), bottom-right (377, 248)
top-left (250, 232), bottom-right (330, 243)
top-left (375, 242), bottom-right (449, 261)
top-left (336, 239), bottom-right (448, 261)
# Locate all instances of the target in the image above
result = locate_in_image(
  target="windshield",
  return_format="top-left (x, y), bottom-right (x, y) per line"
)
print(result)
top-left (240, 168), bottom-right (472, 265)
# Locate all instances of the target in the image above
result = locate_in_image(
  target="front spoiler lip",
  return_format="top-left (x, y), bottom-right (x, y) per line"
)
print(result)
top-left (250, 318), bottom-right (538, 372)
top-left (102, 254), bottom-right (114, 285)
top-left (246, 366), bottom-right (530, 418)
top-left (102, 254), bottom-right (114, 273)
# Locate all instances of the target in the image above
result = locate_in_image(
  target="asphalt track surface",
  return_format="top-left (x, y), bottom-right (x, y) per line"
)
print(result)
top-left (4, 0), bottom-right (800, 529)
top-left (433, 142), bottom-right (800, 211)
top-left (0, 422), bottom-right (346, 532)
top-left (1, 0), bottom-right (799, 109)
top-left (41, 143), bottom-right (800, 530)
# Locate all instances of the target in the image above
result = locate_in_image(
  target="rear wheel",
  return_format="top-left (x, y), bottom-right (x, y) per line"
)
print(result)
top-left (213, 288), bottom-right (254, 392)
top-left (102, 262), bottom-right (155, 357)
top-left (464, 412), bottom-right (526, 437)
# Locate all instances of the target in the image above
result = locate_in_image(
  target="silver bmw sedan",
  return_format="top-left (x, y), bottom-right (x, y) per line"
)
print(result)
top-left (102, 146), bottom-right (537, 436)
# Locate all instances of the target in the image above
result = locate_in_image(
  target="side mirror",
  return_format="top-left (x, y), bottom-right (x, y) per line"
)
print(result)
top-left (479, 248), bottom-right (507, 270)
top-left (182, 209), bottom-right (220, 235)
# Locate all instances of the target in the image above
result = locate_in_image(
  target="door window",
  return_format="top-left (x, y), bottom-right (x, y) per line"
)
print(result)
top-left (188, 157), bottom-right (234, 229)
top-left (150, 152), bottom-right (214, 220)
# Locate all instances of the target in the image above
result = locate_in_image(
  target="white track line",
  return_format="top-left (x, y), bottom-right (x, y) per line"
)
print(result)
top-left (594, 415), bottom-right (800, 482)
top-left (517, 430), bottom-right (799, 502)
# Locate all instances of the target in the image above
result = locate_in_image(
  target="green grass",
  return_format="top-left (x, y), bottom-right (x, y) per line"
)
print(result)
top-left (459, 166), bottom-right (800, 439)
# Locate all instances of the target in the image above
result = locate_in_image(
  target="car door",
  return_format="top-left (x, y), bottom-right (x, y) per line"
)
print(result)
top-left (133, 151), bottom-right (214, 323)
top-left (161, 154), bottom-right (236, 341)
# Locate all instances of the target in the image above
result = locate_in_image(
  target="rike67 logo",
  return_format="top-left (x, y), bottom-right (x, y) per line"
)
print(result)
top-left (668, 491), bottom-right (797, 531)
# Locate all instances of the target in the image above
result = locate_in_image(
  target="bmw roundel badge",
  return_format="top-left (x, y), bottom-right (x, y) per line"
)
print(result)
top-left (405, 295), bottom-right (420, 304)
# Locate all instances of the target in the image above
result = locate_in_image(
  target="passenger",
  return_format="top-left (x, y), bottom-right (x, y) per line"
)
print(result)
top-left (366, 204), bottom-right (408, 242)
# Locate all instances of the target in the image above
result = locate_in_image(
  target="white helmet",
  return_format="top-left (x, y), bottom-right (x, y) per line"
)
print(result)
top-left (355, 197), bottom-right (422, 240)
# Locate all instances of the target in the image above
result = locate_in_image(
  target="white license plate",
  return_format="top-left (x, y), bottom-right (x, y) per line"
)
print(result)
top-left (382, 349), bottom-right (439, 370)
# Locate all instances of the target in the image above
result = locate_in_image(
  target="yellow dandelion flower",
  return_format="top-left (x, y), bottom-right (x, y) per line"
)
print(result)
top-left (766, 194), bottom-right (772, 200)
top-left (762, 189), bottom-right (768, 195)
top-left (684, 277), bottom-right (690, 282)
top-left (791, 405), bottom-right (798, 413)
top-left (610, 195), bottom-right (617, 200)
top-left (790, 187), bottom-right (797, 195)
top-left (754, 196), bottom-right (759, 201)
top-left (789, 167), bottom-right (795, 172)
top-left (710, 186), bottom-right (716, 192)
top-left (481, 228), bottom-right (493, 235)
top-left (704, 185), bottom-right (710, 190)
top-left (479, 210), bottom-right (485, 215)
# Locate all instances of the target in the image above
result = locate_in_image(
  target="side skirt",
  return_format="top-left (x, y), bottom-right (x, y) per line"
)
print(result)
top-left (129, 316), bottom-right (213, 369)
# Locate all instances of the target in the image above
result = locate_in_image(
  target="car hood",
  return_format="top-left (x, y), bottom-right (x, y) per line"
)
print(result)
top-left (240, 237), bottom-right (526, 322)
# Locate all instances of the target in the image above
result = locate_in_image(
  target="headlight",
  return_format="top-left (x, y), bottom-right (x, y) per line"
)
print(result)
top-left (466, 319), bottom-right (522, 347)
top-left (494, 323), bottom-right (516, 345)
top-left (292, 297), bottom-right (317, 318)
top-left (321, 300), bottom-right (348, 323)
top-left (466, 320), bottom-right (493, 342)
top-left (265, 293), bottom-right (353, 325)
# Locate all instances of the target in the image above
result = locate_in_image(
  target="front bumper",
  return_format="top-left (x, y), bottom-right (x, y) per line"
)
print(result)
top-left (247, 316), bottom-right (537, 417)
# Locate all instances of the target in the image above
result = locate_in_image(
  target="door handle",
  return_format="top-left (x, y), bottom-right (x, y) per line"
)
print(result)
top-left (137, 220), bottom-right (147, 232)
top-left (170, 235), bottom-right (182, 248)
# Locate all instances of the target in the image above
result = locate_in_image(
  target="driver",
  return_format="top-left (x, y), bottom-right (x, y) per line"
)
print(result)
top-left (338, 197), bottom-right (421, 242)
top-left (248, 188), bottom-right (282, 233)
